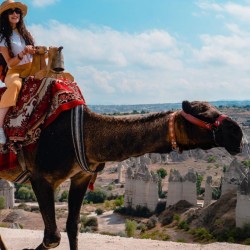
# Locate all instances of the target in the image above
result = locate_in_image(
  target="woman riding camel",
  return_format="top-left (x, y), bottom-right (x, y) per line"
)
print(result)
top-left (0, 0), bottom-right (35, 144)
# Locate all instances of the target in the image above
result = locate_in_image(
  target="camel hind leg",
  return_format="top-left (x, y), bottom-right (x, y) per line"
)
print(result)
top-left (66, 172), bottom-right (92, 250)
top-left (30, 176), bottom-right (61, 249)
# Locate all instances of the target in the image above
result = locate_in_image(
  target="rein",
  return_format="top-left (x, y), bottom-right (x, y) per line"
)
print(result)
top-left (169, 110), bottom-right (228, 151)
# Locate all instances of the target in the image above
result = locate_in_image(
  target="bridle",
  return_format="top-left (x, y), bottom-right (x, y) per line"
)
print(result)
top-left (169, 110), bottom-right (228, 151)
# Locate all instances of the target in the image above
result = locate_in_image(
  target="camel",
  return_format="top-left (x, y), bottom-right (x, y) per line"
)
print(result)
top-left (0, 100), bottom-right (243, 250)
top-left (0, 47), bottom-right (243, 250)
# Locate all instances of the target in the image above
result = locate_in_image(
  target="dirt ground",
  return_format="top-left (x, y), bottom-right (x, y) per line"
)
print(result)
top-left (0, 227), bottom-right (249, 250)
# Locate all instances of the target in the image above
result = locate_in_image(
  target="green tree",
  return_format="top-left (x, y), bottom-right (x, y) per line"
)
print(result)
top-left (157, 168), bottom-right (168, 197)
top-left (17, 187), bottom-right (31, 200)
top-left (14, 183), bottom-right (36, 201)
top-left (157, 168), bottom-right (167, 179)
top-left (196, 173), bottom-right (203, 195)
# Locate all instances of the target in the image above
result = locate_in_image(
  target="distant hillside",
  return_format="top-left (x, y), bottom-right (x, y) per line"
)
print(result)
top-left (88, 100), bottom-right (250, 114)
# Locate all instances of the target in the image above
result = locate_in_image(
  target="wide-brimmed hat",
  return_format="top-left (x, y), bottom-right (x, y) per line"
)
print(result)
top-left (0, 0), bottom-right (27, 17)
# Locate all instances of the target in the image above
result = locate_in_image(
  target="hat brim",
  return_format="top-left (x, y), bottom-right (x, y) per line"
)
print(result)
top-left (0, 2), bottom-right (27, 17)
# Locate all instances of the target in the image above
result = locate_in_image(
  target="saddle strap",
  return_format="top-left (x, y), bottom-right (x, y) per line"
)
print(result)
top-left (14, 149), bottom-right (31, 184)
top-left (71, 105), bottom-right (97, 173)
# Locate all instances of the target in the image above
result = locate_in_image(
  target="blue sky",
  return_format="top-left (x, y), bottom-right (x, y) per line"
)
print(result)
top-left (12, 0), bottom-right (250, 104)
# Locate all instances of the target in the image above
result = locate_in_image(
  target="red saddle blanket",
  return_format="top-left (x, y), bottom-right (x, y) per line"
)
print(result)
top-left (0, 76), bottom-right (86, 171)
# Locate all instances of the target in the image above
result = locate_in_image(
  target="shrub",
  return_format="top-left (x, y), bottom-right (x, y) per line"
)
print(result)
top-left (140, 231), bottom-right (170, 241)
top-left (80, 216), bottom-right (98, 232)
top-left (161, 214), bottom-right (173, 226)
top-left (0, 196), bottom-right (5, 209)
top-left (207, 155), bottom-right (216, 163)
top-left (95, 208), bottom-right (104, 215)
top-left (242, 160), bottom-right (250, 168)
top-left (146, 216), bottom-right (157, 230)
top-left (173, 214), bottom-right (180, 222)
top-left (190, 228), bottom-right (213, 242)
top-left (125, 220), bottom-right (137, 237)
top-left (178, 220), bottom-right (189, 231)
top-left (176, 238), bottom-right (187, 243)
top-left (59, 190), bottom-right (68, 202)
top-left (115, 205), bottom-right (152, 218)
top-left (85, 217), bottom-right (98, 227)
top-left (84, 188), bottom-right (107, 204)
top-left (212, 188), bottom-right (221, 200)
top-left (114, 196), bottom-right (124, 207)
top-left (244, 238), bottom-right (250, 245)
top-left (155, 201), bottom-right (166, 215)
top-left (104, 200), bottom-right (111, 209)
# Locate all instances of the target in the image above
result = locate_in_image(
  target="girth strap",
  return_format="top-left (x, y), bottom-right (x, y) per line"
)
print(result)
top-left (14, 149), bottom-right (31, 184)
top-left (71, 105), bottom-right (97, 173)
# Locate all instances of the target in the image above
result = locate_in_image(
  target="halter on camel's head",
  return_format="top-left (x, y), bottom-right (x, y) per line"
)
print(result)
top-left (168, 100), bottom-right (243, 155)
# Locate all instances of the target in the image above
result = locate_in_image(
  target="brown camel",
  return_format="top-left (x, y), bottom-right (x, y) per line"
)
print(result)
top-left (0, 99), bottom-right (243, 250)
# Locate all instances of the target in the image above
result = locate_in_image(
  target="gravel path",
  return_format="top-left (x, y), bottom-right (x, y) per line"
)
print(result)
top-left (0, 228), bottom-right (249, 250)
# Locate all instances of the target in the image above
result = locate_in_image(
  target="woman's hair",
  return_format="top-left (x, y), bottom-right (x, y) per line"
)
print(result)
top-left (0, 9), bottom-right (34, 57)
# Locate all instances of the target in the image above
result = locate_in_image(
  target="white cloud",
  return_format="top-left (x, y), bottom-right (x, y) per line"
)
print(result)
top-left (197, 1), bottom-right (250, 21)
top-left (27, 18), bottom-right (250, 104)
top-left (31, 0), bottom-right (59, 7)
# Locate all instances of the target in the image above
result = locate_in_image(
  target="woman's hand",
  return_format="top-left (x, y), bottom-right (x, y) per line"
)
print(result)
top-left (23, 45), bottom-right (36, 55)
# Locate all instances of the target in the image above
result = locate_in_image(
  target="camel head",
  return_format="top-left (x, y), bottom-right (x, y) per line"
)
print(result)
top-left (181, 100), bottom-right (243, 155)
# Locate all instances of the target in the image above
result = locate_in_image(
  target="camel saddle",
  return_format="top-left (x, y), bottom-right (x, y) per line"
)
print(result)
top-left (20, 46), bottom-right (74, 82)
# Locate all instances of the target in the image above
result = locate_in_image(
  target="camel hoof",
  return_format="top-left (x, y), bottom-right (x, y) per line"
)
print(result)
top-left (34, 241), bottom-right (60, 249)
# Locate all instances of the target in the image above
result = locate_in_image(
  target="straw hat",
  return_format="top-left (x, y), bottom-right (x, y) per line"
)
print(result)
top-left (0, 0), bottom-right (27, 16)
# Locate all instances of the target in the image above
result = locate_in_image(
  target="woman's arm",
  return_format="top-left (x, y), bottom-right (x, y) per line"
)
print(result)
top-left (0, 46), bottom-right (23, 68)
top-left (0, 45), bottom-right (35, 68)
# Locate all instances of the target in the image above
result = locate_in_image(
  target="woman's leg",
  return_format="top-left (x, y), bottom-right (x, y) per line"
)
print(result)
top-left (0, 69), bottom-right (23, 144)
top-left (0, 71), bottom-right (22, 108)
top-left (0, 107), bottom-right (8, 144)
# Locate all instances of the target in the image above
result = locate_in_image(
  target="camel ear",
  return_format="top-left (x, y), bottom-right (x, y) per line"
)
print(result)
top-left (182, 100), bottom-right (192, 114)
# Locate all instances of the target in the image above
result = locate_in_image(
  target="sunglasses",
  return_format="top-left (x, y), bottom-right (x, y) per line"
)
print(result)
top-left (7, 8), bottom-right (22, 15)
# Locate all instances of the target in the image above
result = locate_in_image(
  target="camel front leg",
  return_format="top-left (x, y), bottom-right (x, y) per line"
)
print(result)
top-left (30, 177), bottom-right (61, 249)
top-left (67, 173), bottom-right (92, 250)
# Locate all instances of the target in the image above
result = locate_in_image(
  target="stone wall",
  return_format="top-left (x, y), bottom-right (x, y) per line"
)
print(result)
top-left (236, 171), bottom-right (250, 228)
top-left (167, 169), bottom-right (197, 206)
top-left (124, 163), bottom-right (159, 212)
top-left (0, 180), bottom-right (14, 209)
top-left (221, 158), bottom-right (247, 195)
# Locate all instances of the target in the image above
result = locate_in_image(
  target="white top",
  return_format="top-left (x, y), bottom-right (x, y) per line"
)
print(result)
top-left (0, 30), bottom-right (32, 67)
